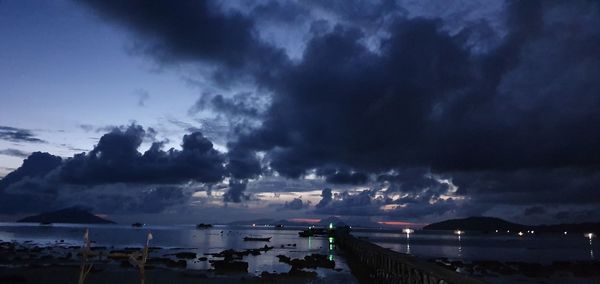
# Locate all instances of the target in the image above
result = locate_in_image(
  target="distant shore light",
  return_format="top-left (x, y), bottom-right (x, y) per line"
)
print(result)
top-left (402, 228), bottom-right (414, 234)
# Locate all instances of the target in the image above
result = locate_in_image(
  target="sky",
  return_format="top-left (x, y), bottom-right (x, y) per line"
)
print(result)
top-left (1, 0), bottom-right (600, 226)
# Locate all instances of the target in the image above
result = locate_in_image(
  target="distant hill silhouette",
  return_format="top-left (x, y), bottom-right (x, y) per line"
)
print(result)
top-left (227, 217), bottom-right (350, 227)
top-left (423, 216), bottom-right (526, 232)
top-left (18, 207), bottom-right (115, 224)
top-left (227, 218), bottom-right (314, 227)
top-left (424, 216), bottom-right (600, 234)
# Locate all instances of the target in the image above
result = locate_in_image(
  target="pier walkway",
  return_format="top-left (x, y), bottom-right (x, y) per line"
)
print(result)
top-left (334, 230), bottom-right (485, 284)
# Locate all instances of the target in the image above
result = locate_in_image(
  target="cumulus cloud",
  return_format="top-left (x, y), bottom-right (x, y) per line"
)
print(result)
top-left (0, 152), bottom-right (62, 191)
top-left (281, 197), bottom-right (309, 210)
top-left (223, 180), bottom-right (249, 203)
top-left (315, 188), bottom-right (332, 209)
top-left (0, 125), bottom-right (230, 214)
top-left (59, 125), bottom-right (226, 185)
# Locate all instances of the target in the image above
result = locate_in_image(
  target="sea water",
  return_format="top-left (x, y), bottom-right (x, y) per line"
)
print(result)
top-left (354, 230), bottom-right (598, 263)
top-left (0, 223), bottom-right (596, 266)
top-left (0, 222), bottom-right (350, 278)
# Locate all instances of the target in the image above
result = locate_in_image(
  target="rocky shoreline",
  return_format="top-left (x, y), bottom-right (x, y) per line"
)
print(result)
top-left (0, 240), bottom-right (351, 284)
top-left (432, 257), bottom-right (600, 283)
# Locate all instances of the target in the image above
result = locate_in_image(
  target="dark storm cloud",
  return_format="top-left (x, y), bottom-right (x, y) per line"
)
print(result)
top-left (0, 152), bottom-right (63, 214)
top-left (237, 19), bottom-right (472, 176)
top-left (60, 125), bottom-right (226, 185)
top-left (77, 0), bottom-right (289, 82)
top-left (318, 169), bottom-right (369, 185)
top-left (124, 186), bottom-right (189, 214)
top-left (313, 186), bottom-right (471, 220)
top-left (0, 125), bottom-right (229, 214)
top-left (315, 190), bottom-right (382, 216)
top-left (377, 169), bottom-right (451, 194)
top-left (250, 0), bottom-right (310, 24)
top-left (0, 176), bottom-right (62, 214)
top-left (0, 152), bottom-right (62, 191)
top-left (189, 92), bottom-right (262, 119)
top-left (223, 179), bottom-right (249, 203)
top-left (453, 168), bottom-right (600, 206)
top-left (231, 0), bottom-right (600, 217)
top-left (0, 126), bottom-right (45, 143)
top-left (305, 0), bottom-right (403, 27)
top-left (75, 0), bottom-right (600, 221)
top-left (0, 148), bottom-right (29, 158)
top-left (226, 146), bottom-right (262, 180)
top-left (315, 188), bottom-right (332, 209)
top-left (281, 197), bottom-right (309, 210)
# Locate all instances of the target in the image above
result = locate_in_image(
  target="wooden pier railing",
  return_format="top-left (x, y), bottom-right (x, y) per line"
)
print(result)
top-left (334, 230), bottom-right (485, 284)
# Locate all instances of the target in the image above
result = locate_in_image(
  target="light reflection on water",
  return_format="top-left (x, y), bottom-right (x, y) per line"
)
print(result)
top-left (1, 223), bottom-right (597, 265)
top-left (406, 233), bottom-right (411, 254)
top-left (0, 223), bottom-right (353, 277)
top-left (457, 235), bottom-right (462, 258)
top-left (353, 230), bottom-right (599, 263)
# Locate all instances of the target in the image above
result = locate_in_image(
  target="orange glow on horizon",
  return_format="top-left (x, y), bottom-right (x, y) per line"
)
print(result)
top-left (377, 221), bottom-right (414, 226)
top-left (289, 218), bottom-right (321, 223)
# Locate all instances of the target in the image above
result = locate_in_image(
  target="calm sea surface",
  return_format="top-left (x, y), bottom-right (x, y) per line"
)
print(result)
top-left (355, 230), bottom-right (598, 263)
top-left (0, 223), bottom-right (597, 266)
top-left (0, 222), bottom-right (351, 279)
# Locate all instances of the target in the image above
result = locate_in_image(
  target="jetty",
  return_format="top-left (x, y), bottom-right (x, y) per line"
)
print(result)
top-left (334, 229), bottom-right (484, 284)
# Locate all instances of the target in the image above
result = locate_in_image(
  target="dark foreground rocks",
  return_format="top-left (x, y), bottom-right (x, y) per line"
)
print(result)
top-left (211, 260), bottom-right (249, 273)
top-left (276, 254), bottom-right (335, 270)
top-left (433, 258), bottom-right (600, 279)
top-left (0, 240), bottom-right (344, 282)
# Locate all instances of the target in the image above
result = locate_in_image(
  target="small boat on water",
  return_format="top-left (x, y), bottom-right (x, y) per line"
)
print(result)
top-left (298, 227), bottom-right (328, 237)
top-left (196, 223), bottom-right (213, 229)
top-left (243, 236), bottom-right (272, 242)
top-left (275, 224), bottom-right (284, 228)
top-left (39, 222), bottom-right (53, 226)
top-left (131, 222), bottom-right (144, 228)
